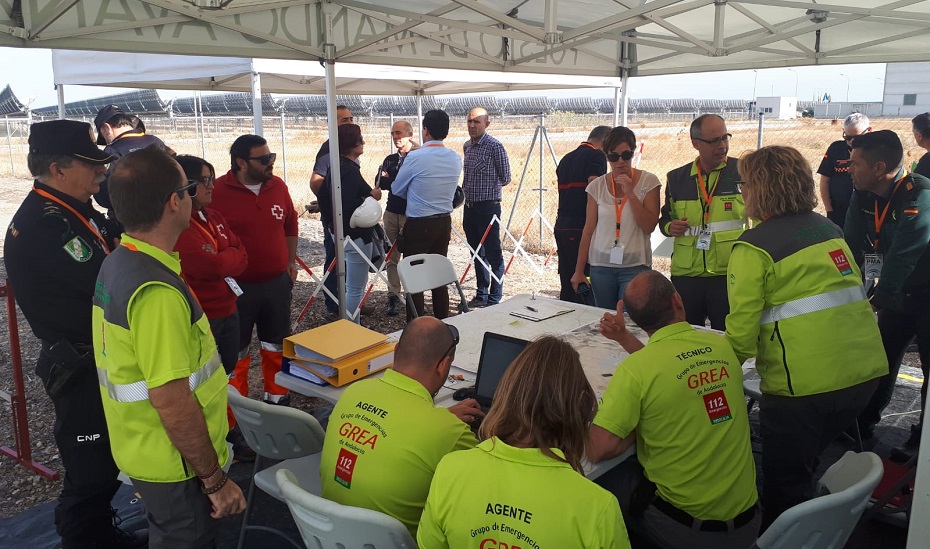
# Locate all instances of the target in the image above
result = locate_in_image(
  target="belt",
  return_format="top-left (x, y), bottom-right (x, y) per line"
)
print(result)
top-left (465, 200), bottom-right (501, 208)
top-left (652, 497), bottom-right (757, 532)
top-left (410, 213), bottom-right (451, 220)
top-left (41, 340), bottom-right (94, 353)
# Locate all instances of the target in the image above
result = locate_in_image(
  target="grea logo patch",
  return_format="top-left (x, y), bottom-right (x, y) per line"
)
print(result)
top-left (63, 236), bottom-right (92, 262)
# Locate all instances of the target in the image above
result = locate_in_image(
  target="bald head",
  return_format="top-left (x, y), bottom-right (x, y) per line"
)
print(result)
top-left (623, 271), bottom-right (684, 334)
top-left (467, 107), bottom-right (490, 141)
top-left (391, 120), bottom-right (415, 152)
top-left (394, 316), bottom-right (457, 373)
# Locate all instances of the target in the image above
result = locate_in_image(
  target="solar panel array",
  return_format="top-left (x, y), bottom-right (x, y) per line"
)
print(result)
top-left (8, 85), bottom-right (820, 119)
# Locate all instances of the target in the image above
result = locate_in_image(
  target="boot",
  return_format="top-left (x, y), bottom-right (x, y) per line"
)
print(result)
top-left (387, 294), bottom-right (401, 316)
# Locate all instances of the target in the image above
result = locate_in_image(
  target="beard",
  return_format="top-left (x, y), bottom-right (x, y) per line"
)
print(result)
top-left (246, 162), bottom-right (273, 183)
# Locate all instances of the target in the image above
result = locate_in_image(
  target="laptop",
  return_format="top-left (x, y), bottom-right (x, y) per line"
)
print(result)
top-left (472, 332), bottom-right (530, 412)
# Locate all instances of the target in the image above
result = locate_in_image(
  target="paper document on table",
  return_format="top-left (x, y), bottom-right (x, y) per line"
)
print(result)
top-left (508, 301), bottom-right (574, 322)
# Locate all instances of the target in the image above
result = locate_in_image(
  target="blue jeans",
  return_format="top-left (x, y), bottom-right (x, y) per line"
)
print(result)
top-left (323, 225), bottom-right (338, 313)
top-left (589, 265), bottom-right (650, 310)
top-left (463, 201), bottom-right (504, 304)
top-left (344, 237), bottom-right (372, 323)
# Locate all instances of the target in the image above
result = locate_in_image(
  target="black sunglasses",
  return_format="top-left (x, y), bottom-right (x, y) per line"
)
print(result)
top-left (437, 324), bottom-right (460, 368)
top-left (167, 180), bottom-right (199, 202)
top-left (606, 150), bottom-right (635, 162)
top-left (843, 133), bottom-right (861, 142)
top-left (693, 133), bottom-right (732, 145)
top-left (246, 153), bottom-right (276, 166)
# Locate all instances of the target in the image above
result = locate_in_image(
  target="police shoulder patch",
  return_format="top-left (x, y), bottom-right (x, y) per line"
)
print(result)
top-left (63, 236), bottom-right (93, 262)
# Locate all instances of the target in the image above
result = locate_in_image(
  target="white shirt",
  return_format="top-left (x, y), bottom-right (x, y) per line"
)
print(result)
top-left (586, 170), bottom-right (661, 268)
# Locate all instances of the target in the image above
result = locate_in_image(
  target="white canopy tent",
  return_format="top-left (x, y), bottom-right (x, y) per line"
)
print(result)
top-left (4, 3), bottom-right (930, 540)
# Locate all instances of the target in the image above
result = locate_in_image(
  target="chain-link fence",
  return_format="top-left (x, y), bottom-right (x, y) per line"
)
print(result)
top-left (2, 114), bottom-right (923, 252)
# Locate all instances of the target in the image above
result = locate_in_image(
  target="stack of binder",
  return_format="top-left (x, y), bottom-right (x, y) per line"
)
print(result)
top-left (283, 320), bottom-right (395, 387)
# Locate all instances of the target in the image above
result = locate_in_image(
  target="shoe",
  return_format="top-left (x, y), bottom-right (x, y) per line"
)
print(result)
top-left (467, 297), bottom-right (488, 308)
top-left (103, 508), bottom-right (149, 549)
top-left (387, 295), bottom-right (401, 316)
top-left (905, 423), bottom-right (922, 448)
top-left (360, 303), bottom-right (375, 316)
top-left (264, 393), bottom-right (292, 407)
top-left (226, 425), bottom-right (256, 462)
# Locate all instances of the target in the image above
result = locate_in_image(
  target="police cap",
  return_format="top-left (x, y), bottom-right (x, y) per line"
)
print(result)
top-left (29, 120), bottom-right (115, 165)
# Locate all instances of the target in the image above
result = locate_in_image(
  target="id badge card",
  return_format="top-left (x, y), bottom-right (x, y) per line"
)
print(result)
top-left (609, 244), bottom-right (625, 265)
top-left (696, 229), bottom-right (712, 251)
top-left (864, 254), bottom-right (883, 282)
top-left (225, 277), bottom-right (244, 296)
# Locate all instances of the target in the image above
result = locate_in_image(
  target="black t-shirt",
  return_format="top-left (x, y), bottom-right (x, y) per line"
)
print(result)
top-left (915, 152), bottom-right (930, 179)
top-left (555, 142), bottom-right (607, 224)
top-left (380, 151), bottom-right (409, 215)
top-left (817, 139), bottom-right (855, 208)
top-left (5, 182), bottom-right (117, 344)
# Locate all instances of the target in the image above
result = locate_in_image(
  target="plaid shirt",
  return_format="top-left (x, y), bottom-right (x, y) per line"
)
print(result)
top-left (462, 132), bottom-right (511, 202)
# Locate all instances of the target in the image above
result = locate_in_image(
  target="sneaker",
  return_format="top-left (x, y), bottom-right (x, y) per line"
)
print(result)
top-left (467, 297), bottom-right (488, 308)
top-left (387, 295), bottom-right (401, 316)
top-left (264, 393), bottom-right (292, 407)
top-left (226, 425), bottom-right (257, 462)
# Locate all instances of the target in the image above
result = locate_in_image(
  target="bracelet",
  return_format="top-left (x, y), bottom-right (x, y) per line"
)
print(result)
top-left (197, 463), bottom-right (220, 480)
top-left (201, 471), bottom-right (229, 495)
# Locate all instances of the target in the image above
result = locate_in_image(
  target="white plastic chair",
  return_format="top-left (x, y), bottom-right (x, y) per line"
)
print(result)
top-left (275, 468), bottom-right (417, 549)
top-left (397, 253), bottom-right (469, 317)
top-left (754, 450), bottom-right (884, 549)
top-left (227, 386), bottom-right (326, 549)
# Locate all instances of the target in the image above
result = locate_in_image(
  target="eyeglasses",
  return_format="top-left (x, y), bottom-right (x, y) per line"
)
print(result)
top-left (693, 133), bottom-right (732, 145)
top-left (436, 324), bottom-right (460, 368)
top-left (167, 180), bottom-right (199, 202)
top-left (246, 153), bottom-right (276, 166)
top-left (606, 150), bottom-right (635, 162)
top-left (192, 176), bottom-right (215, 185)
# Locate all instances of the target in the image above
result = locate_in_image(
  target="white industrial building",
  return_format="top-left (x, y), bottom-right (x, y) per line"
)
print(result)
top-left (883, 62), bottom-right (930, 117)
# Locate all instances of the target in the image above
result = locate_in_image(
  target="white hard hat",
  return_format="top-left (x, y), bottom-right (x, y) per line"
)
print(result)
top-left (350, 196), bottom-right (382, 229)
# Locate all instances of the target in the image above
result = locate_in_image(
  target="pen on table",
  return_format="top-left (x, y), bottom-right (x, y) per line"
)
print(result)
top-left (525, 305), bottom-right (538, 313)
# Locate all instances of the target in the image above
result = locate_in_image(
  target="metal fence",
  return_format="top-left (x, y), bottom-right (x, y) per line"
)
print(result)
top-left (2, 114), bottom-right (922, 252)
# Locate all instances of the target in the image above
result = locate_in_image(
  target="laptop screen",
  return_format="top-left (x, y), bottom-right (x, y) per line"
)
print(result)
top-left (473, 332), bottom-right (530, 409)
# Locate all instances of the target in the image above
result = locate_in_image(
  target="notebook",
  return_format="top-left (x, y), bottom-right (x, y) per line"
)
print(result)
top-left (473, 332), bottom-right (530, 412)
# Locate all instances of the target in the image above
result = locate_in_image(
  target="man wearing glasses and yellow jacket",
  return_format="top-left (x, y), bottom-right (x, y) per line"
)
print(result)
top-left (658, 114), bottom-right (747, 330)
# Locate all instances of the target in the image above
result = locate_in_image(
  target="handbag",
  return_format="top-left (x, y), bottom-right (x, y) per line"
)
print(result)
top-left (369, 223), bottom-right (392, 273)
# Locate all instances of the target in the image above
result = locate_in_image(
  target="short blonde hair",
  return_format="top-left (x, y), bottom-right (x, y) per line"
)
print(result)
top-left (478, 336), bottom-right (597, 474)
top-left (738, 145), bottom-right (817, 219)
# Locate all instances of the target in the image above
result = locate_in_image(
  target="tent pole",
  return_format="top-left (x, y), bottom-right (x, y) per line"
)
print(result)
top-left (251, 68), bottom-right (263, 136)
top-left (57, 85), bottom-right (65, 120)
top-left (620, 78), bottom-right (630, 127)
top-left (322, 5), bottom-right (347, 319)
top-left (613, 87), bottom-right (620, 127)
top-left (416, 91), bottom-right (424, 140)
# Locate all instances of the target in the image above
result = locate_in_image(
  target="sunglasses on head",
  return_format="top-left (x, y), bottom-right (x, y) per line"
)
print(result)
top-left (436, 323), bottom-right (460, 368)
top-left (606, 150), bottom-right (635, 162)
top-left (166, 180), bottom-right (199, 202)
top-left (246, 153), bottom-right (276, 166)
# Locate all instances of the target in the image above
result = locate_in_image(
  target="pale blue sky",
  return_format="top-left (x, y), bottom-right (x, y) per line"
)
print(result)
top-left (2, 46), bottom-right (887, 109)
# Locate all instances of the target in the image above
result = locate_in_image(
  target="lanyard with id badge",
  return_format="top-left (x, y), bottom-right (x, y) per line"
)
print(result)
top-left (193, 211), bottom-right (244, 296)
top-left (609, 171), bottom-right (635, 264)
top-left (695, 163), bottom-right (719, 251)
top-left (867, 175), bottom-right (907, 284)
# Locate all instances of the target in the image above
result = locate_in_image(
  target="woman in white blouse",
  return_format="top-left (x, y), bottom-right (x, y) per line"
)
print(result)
top-left (571, 126), bottom-right (661, 309)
